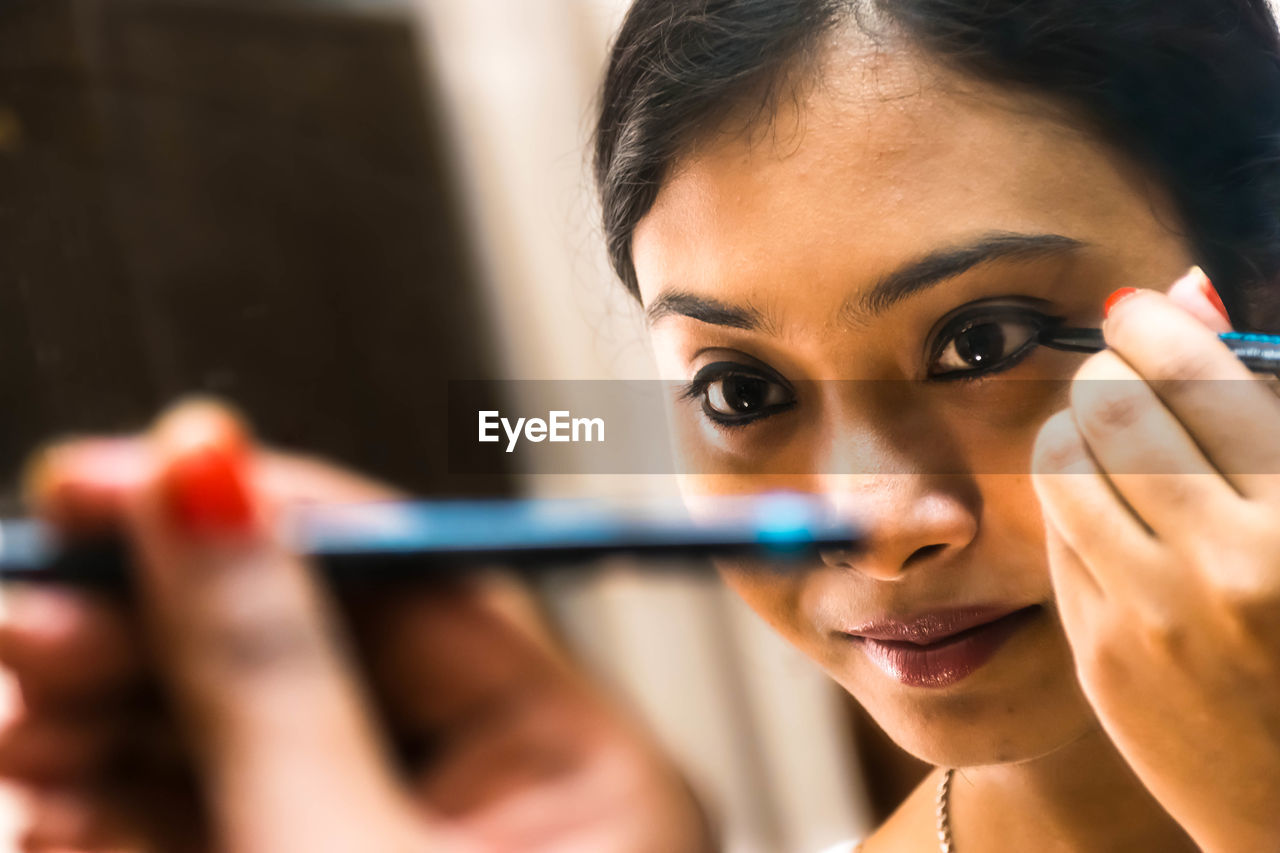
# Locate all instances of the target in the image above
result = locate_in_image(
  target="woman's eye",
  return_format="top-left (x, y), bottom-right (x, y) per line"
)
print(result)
top-left (928, 312), bottom-right (1048, 379)
top-left (705, 375), bottom-right (791, 416)
top-left (681, 362), bottom-right (796, 426)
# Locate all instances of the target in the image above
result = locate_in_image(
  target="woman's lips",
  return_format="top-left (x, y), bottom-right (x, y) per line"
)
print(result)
top-left (842, 605), bottom-right (1042, 688)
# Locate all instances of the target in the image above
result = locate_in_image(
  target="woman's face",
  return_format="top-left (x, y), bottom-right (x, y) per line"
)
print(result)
top-left (631, 37), bottom-right (1194, 768)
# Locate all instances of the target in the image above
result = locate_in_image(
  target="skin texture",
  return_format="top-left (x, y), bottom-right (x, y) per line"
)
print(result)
top-left (634, 29), bottom-right (1276, 852)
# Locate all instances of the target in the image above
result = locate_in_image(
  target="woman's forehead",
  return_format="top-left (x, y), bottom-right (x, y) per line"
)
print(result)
top-left (631, 42), bottom-right (1168, 314)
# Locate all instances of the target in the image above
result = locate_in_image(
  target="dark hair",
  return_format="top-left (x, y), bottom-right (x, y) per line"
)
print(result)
top-left (594, 0), bottom-right (1280, 329)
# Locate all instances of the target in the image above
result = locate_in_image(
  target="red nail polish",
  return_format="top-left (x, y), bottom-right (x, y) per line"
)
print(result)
top-left (1200, 276), bottom-right (1229, 321)
top-left (163, 443), bottom-right (255, 537)
top-left (1104, 287), bottom-right (1138, 318)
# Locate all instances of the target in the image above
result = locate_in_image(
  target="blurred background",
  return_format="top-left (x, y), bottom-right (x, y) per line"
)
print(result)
top-left (0, 1), bottom-right (933, 850)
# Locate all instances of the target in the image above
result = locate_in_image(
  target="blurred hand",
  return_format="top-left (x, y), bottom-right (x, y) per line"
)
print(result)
top-left (0, 400), bottom-right (714, 853)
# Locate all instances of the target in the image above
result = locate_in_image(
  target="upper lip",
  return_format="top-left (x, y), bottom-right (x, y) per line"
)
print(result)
top-left (842, 605), bottom-right (1033, 645)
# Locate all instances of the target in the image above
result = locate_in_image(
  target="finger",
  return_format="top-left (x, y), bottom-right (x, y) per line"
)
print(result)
top-left (0, 589), bottom-right (140, 704)
top-left (1069, 350), bottom-right (1240, 545)
top-left (1039, 518), bottom-right (1105, 649)
top-left (255, 452), bottom-right (405, 505)
top-left (1103, 287), bottom-right (1280, 499)
top-left (23, 429), bottom-right (399, 534)
top-left (0, 710), bottom-right (117, 784)
top-left (1164, 265), bottom-right (1233, 333)
top-left (1031, 410), bottom-right (1164, 602)
top-left (19, 788), bottom-right (109, 853)
top-left (22, 439), bottom-right (151, 536)
top-left (127, 400), bottom-right (428, 853)
top-left (17, 785), bottom-right (139, 853)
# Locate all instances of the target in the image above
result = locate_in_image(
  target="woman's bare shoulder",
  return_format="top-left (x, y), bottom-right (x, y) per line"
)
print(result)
top-left (856, 769), bottom-right (946, 853)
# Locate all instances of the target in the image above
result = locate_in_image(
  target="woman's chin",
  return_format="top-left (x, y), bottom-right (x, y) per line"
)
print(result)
top-left (885, 698), bottom-right (1099, 768)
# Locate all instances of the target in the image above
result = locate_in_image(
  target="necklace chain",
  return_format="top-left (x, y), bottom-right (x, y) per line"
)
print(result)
top-left (936, 768), bottom-right (954, 853)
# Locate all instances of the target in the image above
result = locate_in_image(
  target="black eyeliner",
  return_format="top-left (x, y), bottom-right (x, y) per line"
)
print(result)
top-left (928, 333), bottom-right (1043, 383)
top-left (924, 299), bottom-right (1062, 381)
top-left (923, 299), bottom-right (1059, 364)
top-left (678, 360), bottom-right (796, 427)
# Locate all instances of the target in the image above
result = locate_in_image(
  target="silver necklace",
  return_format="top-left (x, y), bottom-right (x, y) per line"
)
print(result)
top-left (936, 768), bottom-right (954, 853)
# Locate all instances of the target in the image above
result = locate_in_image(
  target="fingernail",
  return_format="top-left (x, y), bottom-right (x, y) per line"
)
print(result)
top-left (1199, 272), bottom-right (1229, 321)
top-left (162, 442), bottom-right (255, 538)
top-left (1104, 287), bottom-right (1139, 318)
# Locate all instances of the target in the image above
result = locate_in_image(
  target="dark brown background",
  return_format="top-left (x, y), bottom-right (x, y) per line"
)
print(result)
top-left (0, 0), bottom-right (511, 508)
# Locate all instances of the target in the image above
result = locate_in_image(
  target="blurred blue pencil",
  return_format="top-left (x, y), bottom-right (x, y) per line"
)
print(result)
top-left (0, 494), bottom-right (860, 585)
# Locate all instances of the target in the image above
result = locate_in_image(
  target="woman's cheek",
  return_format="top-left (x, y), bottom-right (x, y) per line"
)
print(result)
top-left (934, 363), bottom-right (1074, 478)
top-left (670, 408), bottom-right (816, 479)
top-left (715, 560), bottom-right (815, 646)
top-left (977, 472), bottom-right (1056, 585)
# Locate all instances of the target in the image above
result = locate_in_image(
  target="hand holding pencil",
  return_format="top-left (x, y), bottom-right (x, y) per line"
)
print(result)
top-left (0, 400), bottom-right (715, 853)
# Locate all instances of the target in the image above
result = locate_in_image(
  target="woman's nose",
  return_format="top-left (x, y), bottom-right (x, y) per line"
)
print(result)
top-left (817, 480), bottom-right (978, 580)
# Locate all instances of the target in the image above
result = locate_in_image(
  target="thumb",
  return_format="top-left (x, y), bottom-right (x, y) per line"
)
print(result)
top-left (1165, 265), bottom-right (1233, 333)
top-left (126, 401), bottom-right (437, 853)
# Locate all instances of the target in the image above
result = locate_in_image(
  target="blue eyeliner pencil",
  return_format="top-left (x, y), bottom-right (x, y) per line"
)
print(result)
top-left (0, 494), bottom-right (860, 586)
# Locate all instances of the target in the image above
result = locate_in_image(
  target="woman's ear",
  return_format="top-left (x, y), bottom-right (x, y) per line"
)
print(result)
top-left (1164, 266), bottom-right (1233, 333)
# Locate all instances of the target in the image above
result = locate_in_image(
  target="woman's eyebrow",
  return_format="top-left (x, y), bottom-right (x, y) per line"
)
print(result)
top-left (645, 291), bottom-right (770, 330)
top-left (849, 232), bottom-right (1087, 321)
top-left (644, 232), bottom-right (1084, 331)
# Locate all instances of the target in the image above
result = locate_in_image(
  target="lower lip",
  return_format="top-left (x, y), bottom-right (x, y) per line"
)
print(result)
top-left (851, 606), bottom-right (1041, 688)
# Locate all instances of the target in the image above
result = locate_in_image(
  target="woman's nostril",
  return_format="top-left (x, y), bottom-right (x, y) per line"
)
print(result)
top-left (819, 547), bottom-right (859, 570)
top-left (903, 543), bottom-right (948, 569)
